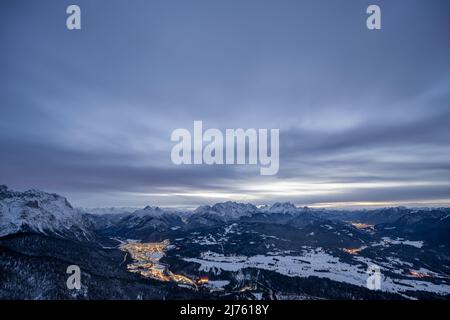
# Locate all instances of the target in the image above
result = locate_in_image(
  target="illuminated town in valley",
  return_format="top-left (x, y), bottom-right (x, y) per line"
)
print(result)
top-left (119, 240), bottom-right (204, 287)
top-left (343, 247), bottom-right (366, 255)
top-left (349, 223), bottom-right (374, 231)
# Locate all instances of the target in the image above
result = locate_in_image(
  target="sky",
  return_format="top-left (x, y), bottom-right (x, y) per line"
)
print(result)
top-left (1, 0), bottom-right (450, 208)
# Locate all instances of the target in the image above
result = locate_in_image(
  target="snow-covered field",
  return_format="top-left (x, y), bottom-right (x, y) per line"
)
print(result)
top-left (372, 237), bottom-right (424, 248)
top-left (184, 247), bottom-right (450, 297)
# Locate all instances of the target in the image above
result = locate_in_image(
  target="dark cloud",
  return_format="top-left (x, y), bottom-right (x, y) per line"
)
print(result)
top-left (0, 0), bottom-right (450, 206)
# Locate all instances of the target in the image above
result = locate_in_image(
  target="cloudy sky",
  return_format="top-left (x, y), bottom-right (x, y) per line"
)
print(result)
top-left (1, 0), bottom-right (450, 208)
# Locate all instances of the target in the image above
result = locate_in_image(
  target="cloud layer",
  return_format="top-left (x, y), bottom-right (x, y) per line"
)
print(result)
top-left (1, 0), bottom-right (450, 207)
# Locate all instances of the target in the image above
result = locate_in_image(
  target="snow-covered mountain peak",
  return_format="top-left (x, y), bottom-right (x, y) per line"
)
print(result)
top-left (132, 205), bottom-right (167, 217)
top-left (265, 202), bottom-right (299, 214)
top-left (194, 201), bottom-right (258, 219)
top-left (0, 185), bottom-right (94, 240)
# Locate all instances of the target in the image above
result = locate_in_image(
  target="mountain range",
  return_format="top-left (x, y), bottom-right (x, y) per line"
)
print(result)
top-left (1, 185), bottom-right (449, 300)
